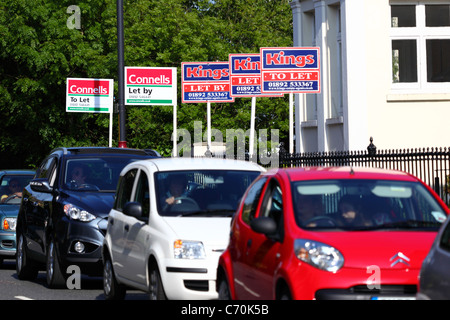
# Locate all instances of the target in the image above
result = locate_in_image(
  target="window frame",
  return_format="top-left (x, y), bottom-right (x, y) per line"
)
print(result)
top-left (390, 1), bottom-right (450, 94)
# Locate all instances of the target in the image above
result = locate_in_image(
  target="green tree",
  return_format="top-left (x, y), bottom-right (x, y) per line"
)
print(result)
top-left (0, 0), bottom-right (292, 167)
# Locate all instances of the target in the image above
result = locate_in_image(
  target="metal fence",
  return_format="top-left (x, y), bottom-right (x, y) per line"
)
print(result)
top-left (278, 140), bottom-right (450, 206)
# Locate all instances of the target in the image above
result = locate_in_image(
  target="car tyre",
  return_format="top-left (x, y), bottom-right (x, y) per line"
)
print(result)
top-left (218, 276), bottom-right (231, 300)
top-left (16, 231), bottom-right (38, 280)
top-left (103, 254), bottom-right (126, 300)
top-left (46, 238), bottom-right (66, 289)
top-left (148, 263), bottom-right (166, 300)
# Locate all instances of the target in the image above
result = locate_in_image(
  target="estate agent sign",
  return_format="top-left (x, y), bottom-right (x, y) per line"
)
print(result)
top-left (66, 78), bottom-right (114, 113)
top-left (125, 67), bottom-right (177, 106)
top-left (181, 62), bottom-right (234, 103)
top-left (260, 47), bottom-right (321, 94)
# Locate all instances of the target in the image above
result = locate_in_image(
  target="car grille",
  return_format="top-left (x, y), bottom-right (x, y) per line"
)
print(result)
top-left (184, 280), bottom-right (209, 292)
top-left (1, 240), bottom-right (14, 249)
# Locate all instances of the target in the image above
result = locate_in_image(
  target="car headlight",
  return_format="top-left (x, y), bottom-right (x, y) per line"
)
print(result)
top-left (294, 239), bottom-right (344, 272)
top-left (174, 240), bottom-right (206, 259)
top-left (3, 217), bottom-right (16, 231)
top-left (63, 204), bottom-right (96, 222)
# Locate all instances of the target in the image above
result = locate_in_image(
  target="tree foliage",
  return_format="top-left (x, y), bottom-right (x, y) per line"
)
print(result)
top-left (0, 0), bottom-right (292, 167)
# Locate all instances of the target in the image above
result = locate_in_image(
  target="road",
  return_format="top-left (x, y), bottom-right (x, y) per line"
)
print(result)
top-left (0, 258), bottom-right (148, 300)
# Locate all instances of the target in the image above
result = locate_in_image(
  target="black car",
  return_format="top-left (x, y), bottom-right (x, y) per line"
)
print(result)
top-left (16, 147), bottom-right (159, 288)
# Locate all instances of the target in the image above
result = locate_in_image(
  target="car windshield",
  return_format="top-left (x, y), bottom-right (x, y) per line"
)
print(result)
top-left (155, 170), bottom-right (261, 217)
top-left (292, 179), bottom-right (447, 231)
top-left (0, 174), bottom-right (34, 204)
top-left (63, 157), bottom-right (144, 192)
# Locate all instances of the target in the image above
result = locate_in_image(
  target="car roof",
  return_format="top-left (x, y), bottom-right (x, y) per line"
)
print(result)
top-left (0, 169), bottom-right (36, 175)
top-left (128, 157), bottom-right (266, 172)
top-left (50, 147), bottom-right (160, 157)
top-left (271, 166), bottom-right (418, 182)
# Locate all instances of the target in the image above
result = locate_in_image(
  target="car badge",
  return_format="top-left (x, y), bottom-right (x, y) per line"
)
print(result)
top-left (390, 252), bottom-right (410, 267)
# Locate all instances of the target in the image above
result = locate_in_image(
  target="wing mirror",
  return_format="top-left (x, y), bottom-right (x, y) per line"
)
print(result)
top-left (30, 178), bottom-right (53, 193)
top-left (250, 217), bottom-right (277, 235)
top-left (124, 202), bottom-right (148, 222)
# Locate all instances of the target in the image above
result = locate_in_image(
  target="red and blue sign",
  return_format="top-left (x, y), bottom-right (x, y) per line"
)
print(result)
top-left (229, 54), bottom-right (282, 97)
top-left (260, 47), bottom-right (321, 94)
top-left (182, 62), bottom-right (234, 103)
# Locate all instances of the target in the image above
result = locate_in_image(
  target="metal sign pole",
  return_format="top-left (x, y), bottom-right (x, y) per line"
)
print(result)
top-left (117, 0), bottom-right (127, 148)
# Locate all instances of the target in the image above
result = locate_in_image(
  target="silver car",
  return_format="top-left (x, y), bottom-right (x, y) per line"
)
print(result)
top-left (417, 214), bottom-right (450, 299)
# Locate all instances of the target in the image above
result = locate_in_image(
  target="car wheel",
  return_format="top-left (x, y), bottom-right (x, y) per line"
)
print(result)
top-left (278, 287), bottom-right (292, 300)
top-left (16, 231), bottom-right (38, 280)
top-left (46, 239), bottom-right (66, 289)
top-left (103, 255), bottom-right (126, 300)
top-left (148, 263), bottom-right (166, 300)
top-left (218, 276), bottom-right (231, 300)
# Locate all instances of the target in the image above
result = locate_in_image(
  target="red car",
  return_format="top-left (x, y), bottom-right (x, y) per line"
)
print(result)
top-left (217, 167), bottom-right (449, 300)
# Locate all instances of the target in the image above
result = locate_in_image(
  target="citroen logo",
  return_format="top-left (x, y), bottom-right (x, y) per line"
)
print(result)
top-left (390, 252), bottom-right (410, 267)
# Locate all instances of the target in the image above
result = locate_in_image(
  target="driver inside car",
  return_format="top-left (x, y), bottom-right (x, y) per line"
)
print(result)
top-left (1, 179), bottom-right (22, 203)
top-left (165, 174), bottom-right (188, 206)
top-left (296, 194), bottom-right (323, 227)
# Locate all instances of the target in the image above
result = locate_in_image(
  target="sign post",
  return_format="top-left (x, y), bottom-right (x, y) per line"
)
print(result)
top-left (260, 47), bottom-right (321, 153)
top-left (66, 78), bottom-right (114, 146)
top-left (182, 62), bottom-right (234, 154)
top-left (229, 54), bottom-right (283, 156)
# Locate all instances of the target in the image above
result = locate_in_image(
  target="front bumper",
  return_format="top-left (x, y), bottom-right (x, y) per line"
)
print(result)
top-left (160, 255), bottom-right (222, 300)
top-left (287, 262), bottom-right (419, 300)
top-left (55, 217), bottom-right (108, 275)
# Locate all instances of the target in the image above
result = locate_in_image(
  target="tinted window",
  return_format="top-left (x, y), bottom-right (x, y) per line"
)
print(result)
top-left (439, 221), bottom-right (450, 252)
top-left (241, 177), bottom-right (268, 225)
top-left (135, 171), bottom-right (150, 218)
top-left (155, 170), bottom-right (261, 217)
top-left (292, 179), bottom-right (447, 230)
top-left (115, 169), bottom-right (138, 211)
top-left (63, 156), bottom-right (142, 191)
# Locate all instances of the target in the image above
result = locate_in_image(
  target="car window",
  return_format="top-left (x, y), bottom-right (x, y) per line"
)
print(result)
top-left (439, 221), bottom-right (450, 252)
top-left (0, 174), bottom-right (34, 204)
top-left (37, 156), bottom-right (57, 182)
top-left (258, 179), bottom-right (284, 238)
top-left (63, 156), bottom-right (144, 192)
top-left (292, 179), bottom-right (447, 230)
top-left (134, 170), bottom-right (150, 218)
top-left (241, 177), bottom-right (268, 225)
top-left (155, 170), bottom-right (261, 217)
top-left (114, 169), bottom-right (138, 211)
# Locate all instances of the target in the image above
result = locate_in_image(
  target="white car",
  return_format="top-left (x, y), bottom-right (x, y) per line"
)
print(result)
top-left (102, 157), bottom-right (265, 300)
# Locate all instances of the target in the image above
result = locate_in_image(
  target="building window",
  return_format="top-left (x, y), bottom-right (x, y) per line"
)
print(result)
top-left (390, 2), bottom-right (450, 91)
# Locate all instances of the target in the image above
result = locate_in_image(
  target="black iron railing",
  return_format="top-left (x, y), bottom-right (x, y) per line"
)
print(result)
top-left (278, 139), bottom-right (450, 206)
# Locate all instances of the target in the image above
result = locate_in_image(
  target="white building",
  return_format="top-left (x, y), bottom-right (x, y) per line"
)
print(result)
top-left (290, 0), bottom-right (450, 153)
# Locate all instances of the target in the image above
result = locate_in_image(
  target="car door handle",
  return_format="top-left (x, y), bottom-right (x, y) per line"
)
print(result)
top-left (109, 218), bottom-right (114, 226)
top-left (246, 239), bottom-right (252, 248)
top-left (124, 224), bottom-right (129, 232)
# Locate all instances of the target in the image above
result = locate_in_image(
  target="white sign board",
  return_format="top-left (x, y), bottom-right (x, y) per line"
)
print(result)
top-left (125, 67), bottom-right (177, 106)
top-left (66, 78), bottom-right (114, 113)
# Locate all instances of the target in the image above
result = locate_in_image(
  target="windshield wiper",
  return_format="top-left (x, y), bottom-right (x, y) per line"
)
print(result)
top-left (360, 220), bottom-right (441, 230)
top-left (179, 209), bottom-right (236, 217)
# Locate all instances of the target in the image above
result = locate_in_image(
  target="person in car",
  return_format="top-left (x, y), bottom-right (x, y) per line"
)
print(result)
top-left (1, 179), bottom-right (22, 203)
top-left (164, 174), bottom-right (188, 206)
top-left (337, 195), bottom-right (371, 227)
top-left (296, 194), bottom-right (323, 227)
top-left (68, 164), bottom-right (89, 189)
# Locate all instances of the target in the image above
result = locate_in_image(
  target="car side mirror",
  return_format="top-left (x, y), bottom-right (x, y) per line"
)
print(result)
top-left (124, 202), bottom-right (143, 220)
top-left (30, 178), bottom-right (53, 193)
top-left (250, 217), bottom-right (277, 236)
